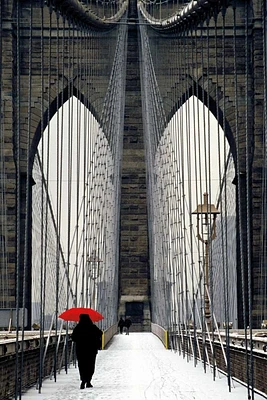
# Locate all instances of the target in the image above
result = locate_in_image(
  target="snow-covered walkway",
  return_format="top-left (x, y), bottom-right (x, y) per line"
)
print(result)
top-left (22, 333), bottom-right (265, 400)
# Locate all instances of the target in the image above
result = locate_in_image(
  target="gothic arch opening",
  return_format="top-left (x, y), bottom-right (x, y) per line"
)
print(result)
top-left (149, 95), bottom-right (238, 330)
top-left (31, 96), bottom-right (119, 329)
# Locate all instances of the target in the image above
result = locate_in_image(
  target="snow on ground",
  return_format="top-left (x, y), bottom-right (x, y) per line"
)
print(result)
top-left (21, 333), bottom-right (266, 400)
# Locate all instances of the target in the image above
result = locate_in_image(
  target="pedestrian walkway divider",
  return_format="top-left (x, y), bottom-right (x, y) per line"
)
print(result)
top-left (151, 323), bottom-right (169, 349)
top-left (102, 323), bottom-right (118, 349)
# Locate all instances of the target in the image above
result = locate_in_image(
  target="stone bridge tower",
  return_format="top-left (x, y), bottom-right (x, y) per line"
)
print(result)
top-left (0, 0), bottom-right (266, 330)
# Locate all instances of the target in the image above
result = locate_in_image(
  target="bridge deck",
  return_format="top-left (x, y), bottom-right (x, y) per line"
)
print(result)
top-left (21, 333), bottom-right (264, 400)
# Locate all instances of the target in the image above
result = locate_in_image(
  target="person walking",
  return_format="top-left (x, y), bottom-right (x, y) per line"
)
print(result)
top-left (118, 317), bottom-right (125, 334)
top-left (72, 314), bottom-right (103, 389)
top-left (124, 317), bottom-right (132, 335)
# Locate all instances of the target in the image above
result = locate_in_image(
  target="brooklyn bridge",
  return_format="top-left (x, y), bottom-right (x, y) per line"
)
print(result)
top-left (0, 0), bottom-right (267, 399)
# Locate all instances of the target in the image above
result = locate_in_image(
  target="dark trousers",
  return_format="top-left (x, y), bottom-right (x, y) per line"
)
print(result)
top-left (78, 352), bottom-right (97, 383)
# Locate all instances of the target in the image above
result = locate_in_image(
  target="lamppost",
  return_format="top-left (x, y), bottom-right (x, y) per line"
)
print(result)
top-left (192, 193), bottom-right (220, 329)
top-left (87, 250), bottom-right (102, 309)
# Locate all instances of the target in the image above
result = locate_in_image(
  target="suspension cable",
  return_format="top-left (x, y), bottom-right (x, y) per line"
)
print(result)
top-left (245, 2), bottom-right (254, 398)
top-left (15, 0), bottom-right (22, 397)
top-left (38, 0), bottom-right (45, 392)
top-left (19, 2), bottom-right (33, 398)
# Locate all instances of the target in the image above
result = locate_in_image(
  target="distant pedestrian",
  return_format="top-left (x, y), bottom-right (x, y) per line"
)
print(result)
top-left (118, 317), bottom-right (125, 334)
top-left (124, 317), bottom-right (132, 335)
top-left (72, 314), bottom-right (103, 389)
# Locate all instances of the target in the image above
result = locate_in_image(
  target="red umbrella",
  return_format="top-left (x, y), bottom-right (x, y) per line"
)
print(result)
top-left (59, 307), bottom-right (104, 323)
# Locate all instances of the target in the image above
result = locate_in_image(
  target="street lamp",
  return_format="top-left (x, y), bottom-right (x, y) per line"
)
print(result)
top-left (192, 193), bottom-right (220, 328)
top-left (87, 250), bottom-right (102, 309)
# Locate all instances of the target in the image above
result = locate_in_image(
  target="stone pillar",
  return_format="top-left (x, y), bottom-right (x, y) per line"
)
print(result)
top-left (118, 0), bottom-right (151, 331)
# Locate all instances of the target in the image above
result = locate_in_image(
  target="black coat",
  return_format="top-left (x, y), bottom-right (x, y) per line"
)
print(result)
top-left (72, 316), bottom-right (103, 358)
top-left (124, 318), bottom-right (132, 328)
top-left (118, 318), bottom-right (124, 328)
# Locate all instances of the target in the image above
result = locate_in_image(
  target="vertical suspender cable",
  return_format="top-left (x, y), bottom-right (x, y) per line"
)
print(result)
top-left (214, 7), bottom-right (222, 336)
top-left (0, 0), bottom-right (1, 291)
top-left (232, 5), bottom-right (250, 397)
top-left (206, 7), bottom-right (212, 341)
top-left (194, 85), bottom-right (203, 363)
top-left (66, 19), bottom-right (74, 311)
top-left (205, 12), bottom-right (217, 381)
top-left (60, 16), bottom-right (70, 373)
top-left (195, 27), bottom-right (204, 338)
top-left (245, 2), bottom-right (254, 398)
top-left (0, 0), bottom-right (9, 307)
top-left (216, 5), bottom-right (227, 378)
top-left (60, 18), bottom-right (66, 307)
top-left (38, 1), bottom-right (45, 392)
top-left (222, 11), bottom-right (230, 357)
top-left (200, 18), bottom-right (213, 373)
top-left (184, 25), bottom-right (191, 361)
top-left (176, 27), bottom-right (183, 354)
top-left (44, 4), bottom-right (52, 357)
top-left (19, 3), bottom-right (33, 398)
top-left (66, 18), bottom-right (72, 308)
top-left (86, 26), bottom-right (91, 307)
top-left (193, 25), bottom-right (203, 344)
top-left (75, 24), bottom-right (82, 309)
top-left (221, 6), bottom-right (231, 391)
top-left (199, 19), bottom-right (208, 372)
top-left (41, 3), bottom-right (53, 381)
top-left (262, 0), bottom-right (267, 322)
top-left (74, 26), bottom-right (79, 308)
top-left (40, 2), bottom-right (53, 387)
top-left (81, 27), bottom-right (90, 308)
top-left (15, 1), bottom-right (21, 398)
top-left (190, 22), bottom-right (198, 367)
top-left (214, 4), bottom-right (228, 376)
top-left (172, 30), bottom-right (178, 346)
top-left (212, 52), bottom-right (231, 378)
top-left (173, 88), bottom-right (179, 351)
top-left (200, 21), bottom-right (208, 201)
top-left (54, 9), bottom-right (60, 383)
top-left (181, 26), bottom-right (188, 354)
